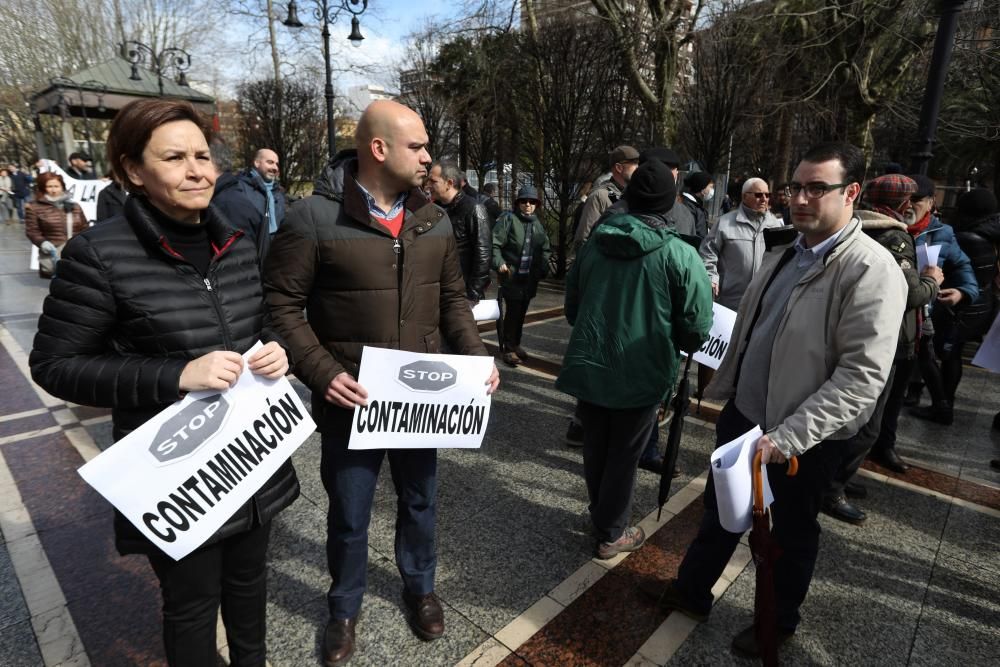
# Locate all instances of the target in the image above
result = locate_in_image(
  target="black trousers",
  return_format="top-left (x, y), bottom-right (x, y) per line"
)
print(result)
top-left (147, 521), bottom-right (272, 667)
top-left (497, 291), bottom-right (531, 351)
top-left (674, 402), bottom-right (844, 632)
top-left (826, 362), bottom-right (901, 501)
top-left (579, 401), bottom-right (658, 542)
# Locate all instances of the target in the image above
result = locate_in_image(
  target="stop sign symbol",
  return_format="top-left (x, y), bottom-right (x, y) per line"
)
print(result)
top-left (149, 394), bottom-right (230, 464)
top-left (398, 361), bottom-right (458, 393)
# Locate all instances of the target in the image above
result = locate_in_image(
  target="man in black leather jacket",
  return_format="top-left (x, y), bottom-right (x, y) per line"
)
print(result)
top-left (428, 160), bottom-right (492, 300)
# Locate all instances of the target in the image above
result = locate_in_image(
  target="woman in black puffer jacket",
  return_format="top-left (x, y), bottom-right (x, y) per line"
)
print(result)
top-left (29, 99), bottom-right (299, 667)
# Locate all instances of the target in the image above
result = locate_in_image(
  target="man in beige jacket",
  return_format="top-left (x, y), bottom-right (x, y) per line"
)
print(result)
top-left (646, 142), bottom-right (907, 658)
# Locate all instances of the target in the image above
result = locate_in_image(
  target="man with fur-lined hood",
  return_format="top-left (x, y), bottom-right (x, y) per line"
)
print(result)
top-left (821, 174), bottom-right (944, 525)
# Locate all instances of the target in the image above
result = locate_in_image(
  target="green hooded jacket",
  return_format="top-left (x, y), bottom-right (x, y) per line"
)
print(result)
top-left (556, 213), bottom-right (714, 409)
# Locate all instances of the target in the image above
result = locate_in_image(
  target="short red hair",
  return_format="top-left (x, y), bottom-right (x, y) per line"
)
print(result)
top-left (35, 172), bottom-right (65, 196)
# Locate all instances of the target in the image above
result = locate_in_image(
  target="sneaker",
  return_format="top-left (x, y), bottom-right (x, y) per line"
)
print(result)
top-left (595, 526), bottom-right (645, 560)
top-left (657, 402), bottom-right (671, 426)
top-left (565, 420), bottom-right (584, 447)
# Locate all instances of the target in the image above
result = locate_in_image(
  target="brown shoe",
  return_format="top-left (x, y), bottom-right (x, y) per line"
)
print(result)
top-left (403, 590), bottom-right (445, 640)
top-left (323, 617), bottom-right (358, 666)
top-left (502, 351), bottom-right (521, 367)
top-left (513, 345), bottom-right (528, 360)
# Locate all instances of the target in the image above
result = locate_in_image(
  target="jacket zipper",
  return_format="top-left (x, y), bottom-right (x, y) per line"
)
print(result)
top-left (204, 273), bottom-right (234, 350)
top-left (394, 237), bottom-right (403, 348)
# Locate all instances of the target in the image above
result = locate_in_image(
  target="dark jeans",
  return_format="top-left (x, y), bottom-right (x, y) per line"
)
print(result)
top-left (919, 313), bottom-right (965, 406)
top-left (497, 291), bottom-right (531, 351)
top-left (13, 196), bottom-right (25, 222)
top-left (579, 400), bottom-right (658, 542)
top-left (321, 419), bottom-right (437, 619)
top-left (826, 362), bottom-right (899, 501)
top-left (871, 358), bottom-right (915, 454)
top-left (147, 521), bottom-right (272, 667)
top-left (674, 402), bottom-right (844, 632)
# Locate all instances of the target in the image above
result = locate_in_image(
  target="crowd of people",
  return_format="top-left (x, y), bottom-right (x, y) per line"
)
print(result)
top-left (9, 95), bottom-right (999, 666)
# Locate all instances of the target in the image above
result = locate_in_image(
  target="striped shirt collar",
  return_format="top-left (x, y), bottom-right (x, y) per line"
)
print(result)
top-left (355, 180), bottom-right (408, 220)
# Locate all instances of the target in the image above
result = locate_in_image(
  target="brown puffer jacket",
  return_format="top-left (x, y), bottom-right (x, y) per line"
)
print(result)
top-left (25, 197), bottom-right (88, 246)
top-left (264, 152), bottom-right (486, 430)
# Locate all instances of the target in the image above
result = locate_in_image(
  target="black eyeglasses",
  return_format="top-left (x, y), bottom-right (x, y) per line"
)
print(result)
top-left (785, 182), bottom-right (851, 199)
top-left (749, 192), bottom-right (771, 200)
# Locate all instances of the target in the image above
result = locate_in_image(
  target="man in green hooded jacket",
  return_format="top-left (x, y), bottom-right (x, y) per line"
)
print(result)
top-left (556, 158), bottom-right (713, 559)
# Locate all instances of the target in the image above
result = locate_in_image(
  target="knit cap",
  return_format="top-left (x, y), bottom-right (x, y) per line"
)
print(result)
top-left (624, 159), bottom-right (677, 214)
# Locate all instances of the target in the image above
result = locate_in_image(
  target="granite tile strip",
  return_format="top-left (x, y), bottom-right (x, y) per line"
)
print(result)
top-left (0, 411), bottom-right (54, 440)
top-left (0, 448), bottom-right (88, 667)
top-left (860, 461), bottom-right (1000, 512)
top-left (0, 408), bottom-right (47, 425)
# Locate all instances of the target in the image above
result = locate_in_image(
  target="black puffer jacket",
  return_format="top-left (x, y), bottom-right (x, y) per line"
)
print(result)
top-left (955, 213), bottom-right (1000, 336)
top-left (30, 195), bottom-right (299, 555)
top-left (442, 190), bottom-right (492, 299)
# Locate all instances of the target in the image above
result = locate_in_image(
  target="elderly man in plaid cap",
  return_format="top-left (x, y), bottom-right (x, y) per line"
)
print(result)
top-left (820, 174), bottom-right (944, 524)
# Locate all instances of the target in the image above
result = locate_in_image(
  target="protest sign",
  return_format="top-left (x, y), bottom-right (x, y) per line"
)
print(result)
top-left (690, 302), bottom-right (737, 370)
top-left (972, 312), bottom-right (1000, 373)
top-left (350, 347), bottom-right (494, 450)
top-left (78, 342), bottom-right (315, 560)
top-left (916, 244), bottom-right (941, 271)
top-left (711, 426), bottom-right (773, 533)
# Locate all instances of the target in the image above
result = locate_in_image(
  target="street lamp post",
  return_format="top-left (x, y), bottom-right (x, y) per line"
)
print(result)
top-left (284, 0), bottom-right (369, 162)
top-left (121, 41), bottom-right (193, 98)
top-left (909, 0), bottom-right (967, 176)
top-left (51, 77), bottom-right (108, 168)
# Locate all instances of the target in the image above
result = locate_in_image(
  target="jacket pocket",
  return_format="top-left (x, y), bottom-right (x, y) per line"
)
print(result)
top-left (423, 333), bottom-right (440, 354)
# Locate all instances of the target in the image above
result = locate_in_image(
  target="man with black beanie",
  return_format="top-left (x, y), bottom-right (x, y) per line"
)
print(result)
top-left (556, 159), bottom-right (713, 559)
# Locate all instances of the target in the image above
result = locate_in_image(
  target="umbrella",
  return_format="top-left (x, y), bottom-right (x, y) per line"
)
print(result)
top-left (750, 449), bottom-right (799, 666)
top-left (657, 354), bottom-right (694, 520)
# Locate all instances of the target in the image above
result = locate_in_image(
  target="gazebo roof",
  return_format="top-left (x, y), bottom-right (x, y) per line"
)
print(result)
top-left (32, 57), bottom-right (215, 120)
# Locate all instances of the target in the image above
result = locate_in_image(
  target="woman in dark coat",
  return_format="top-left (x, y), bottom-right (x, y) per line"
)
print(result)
top-left (24, 172), bottom-right (88, 276)
top-left (491, 185), bottom-right (552, 366)
top-left (29, 99), bottom-right (299, 667)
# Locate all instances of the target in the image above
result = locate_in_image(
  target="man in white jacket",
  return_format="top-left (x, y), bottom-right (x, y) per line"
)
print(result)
top-left (647, 142), bottom-right (907, 659)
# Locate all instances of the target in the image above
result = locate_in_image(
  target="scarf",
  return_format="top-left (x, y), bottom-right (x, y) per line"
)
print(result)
top-left (515, 211), bottom-right (536, 275)
top-left (907, 210), bottom-right (932, 236)
top-left (254, 170), bottom-right (278, 234)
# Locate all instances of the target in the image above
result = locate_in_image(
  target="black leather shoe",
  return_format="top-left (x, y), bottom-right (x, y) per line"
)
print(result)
top-left (638, 456), bottom-right (664, 474)
top-left (822, 496), bottom-right (866, 525)
top-left (403, 590), bottom-right (444, 641)
top-left (844, 480), bottom-right (868, 499)
top-left (731, 624), bottom-right (794, 658)
top-left (869, 448), bottom-right (909, 473)
top-left (637, 578), bottom-right (710, 622)
top-left (323, 617), bottom-right (357, 667)
top-left (903, 384), bottom-right (922, 407)
top-left (909, 404), bottom-right (954, 425)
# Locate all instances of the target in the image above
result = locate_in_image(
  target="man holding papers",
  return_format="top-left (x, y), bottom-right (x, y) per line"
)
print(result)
top-left (646, 143), bottom-right (907, 659)
top-left (264, 100), bottom-right (499, 666)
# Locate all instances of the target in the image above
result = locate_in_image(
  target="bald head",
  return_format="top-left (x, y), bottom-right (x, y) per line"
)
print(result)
top-left (253, 148), bottom-right (279, 182)
top-left (356, 99), bottom-right (432, 194)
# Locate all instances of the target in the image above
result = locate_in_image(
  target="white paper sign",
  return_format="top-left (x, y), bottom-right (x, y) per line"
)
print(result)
top-left (972, 312), bottom-right (1000, 373)
top-left (916, 243), bottom-right (941, 271)
top-left (78, 342), bottom-right (316, 560)
top-left (710, 426), bottom-right (774, 533)
top-left (350, 346), bottom-right (494, 450)
top-left (682, 302), bottom-right (737, 370)
top-left (472, 299), bottom-right (500, 322)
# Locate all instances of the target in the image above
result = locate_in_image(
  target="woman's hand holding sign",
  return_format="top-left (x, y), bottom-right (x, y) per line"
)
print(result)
top-left (179, 351), bottom-right (244, 392)
top-left (248, 341), bottom-right (288, 379)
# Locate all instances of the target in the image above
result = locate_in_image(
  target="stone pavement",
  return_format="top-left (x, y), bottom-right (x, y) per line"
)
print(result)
top-left (1, 220), bottom-right (998, 666)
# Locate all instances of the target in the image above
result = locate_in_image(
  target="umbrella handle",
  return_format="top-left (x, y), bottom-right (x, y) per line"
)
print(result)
top-left (752, 449), bottom-right (799, 512)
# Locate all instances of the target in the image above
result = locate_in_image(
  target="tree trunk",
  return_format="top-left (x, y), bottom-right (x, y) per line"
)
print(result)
top-left (774, 107), bottom-right (795, 186)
